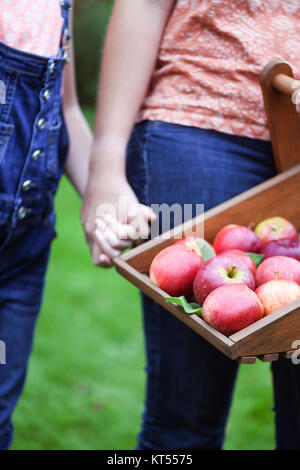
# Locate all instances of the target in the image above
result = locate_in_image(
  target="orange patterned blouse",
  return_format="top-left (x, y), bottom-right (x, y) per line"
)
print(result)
top-left (137, 0), bottom-right (300, 141)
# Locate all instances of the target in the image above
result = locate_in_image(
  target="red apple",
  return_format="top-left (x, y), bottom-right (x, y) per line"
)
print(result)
top-left (255, 255), bottom-right (300, 286)
top-left (175, 236), bottom-right (215, 259)
top-left (193, 254), bottom-right (255, 305)
top-left (175, 235), bottom-right (215, 255)
top-left (255, 280), bottom-right (300, 315)
top-left (213, 224), bottom-right (262, 254)
top-left (202, 284), bottom-right (264, 336)
top-left (219, 249), bottom-right (257, 274)
top-left (260, 238), bottom-right (300, 261)
top-left (149, 245), bottom-right (202, 298)
top-left (254, 216), bottom-right (298, 244)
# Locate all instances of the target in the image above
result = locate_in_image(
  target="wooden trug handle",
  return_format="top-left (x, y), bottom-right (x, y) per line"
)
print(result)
top-left (260, 61), bottom-right (300, 173)
top-left (273, 73), bottom-right (300, 97)
top-left (258, 65), bottom-right (300, 360)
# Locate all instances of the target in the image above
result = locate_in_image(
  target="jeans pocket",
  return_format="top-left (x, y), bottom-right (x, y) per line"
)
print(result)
top-left (0, 122), bottom-right (14, 168)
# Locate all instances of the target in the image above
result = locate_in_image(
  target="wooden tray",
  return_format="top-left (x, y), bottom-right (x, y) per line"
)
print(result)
top-left (114, 61), bottom-right (300, 364)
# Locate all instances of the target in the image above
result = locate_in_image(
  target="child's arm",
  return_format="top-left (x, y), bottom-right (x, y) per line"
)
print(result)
top-left (63, 2), bottom-right (92, 197)
top-left (81, 0), bottom-right (174, 266)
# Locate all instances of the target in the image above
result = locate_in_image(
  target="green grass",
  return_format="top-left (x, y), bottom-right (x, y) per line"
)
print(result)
top-left (11, 109), bottom-right (275, 450)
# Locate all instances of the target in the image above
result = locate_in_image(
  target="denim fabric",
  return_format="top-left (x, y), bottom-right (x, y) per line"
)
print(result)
top-left (0, 0), bottom-right (71, 449)
top-left (126, 120), bottom-right (298, 450)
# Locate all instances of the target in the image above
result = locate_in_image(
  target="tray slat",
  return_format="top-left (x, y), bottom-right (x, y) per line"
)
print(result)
top-left (257, 353), bottom-right (279, 362)
top-left (238, 356), bottom-right (257, 364)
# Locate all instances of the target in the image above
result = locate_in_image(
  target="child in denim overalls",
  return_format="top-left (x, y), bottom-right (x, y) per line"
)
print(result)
top-left (0, 0), bottom-right (91, 449)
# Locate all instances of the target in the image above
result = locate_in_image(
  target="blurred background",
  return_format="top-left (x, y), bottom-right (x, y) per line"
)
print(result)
top-left (12, 0), bottom-right (275, 450)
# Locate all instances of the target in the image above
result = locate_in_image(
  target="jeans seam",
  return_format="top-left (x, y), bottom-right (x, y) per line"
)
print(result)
top-left (0, 62), bottom-right (42, 78)
top-left (141, 122), bottom-right (163, 446)
top-left (149, 301), bottom-right (163, 447)
top-left (140, 121), bottom-right (153, 208)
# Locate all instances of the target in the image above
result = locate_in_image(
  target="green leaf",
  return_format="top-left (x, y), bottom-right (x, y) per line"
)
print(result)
top-left (196, 239), bottom-right (216, 262)
top-left (165, 296), bottom-right (202, 316)
top-left (247, 252), bottom-right (265, 267)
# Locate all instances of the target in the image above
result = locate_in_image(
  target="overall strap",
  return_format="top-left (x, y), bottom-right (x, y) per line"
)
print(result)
top-left (59, 0), bottom-right (72, 64)
top-left (43, 0), bottom-right (72, 82)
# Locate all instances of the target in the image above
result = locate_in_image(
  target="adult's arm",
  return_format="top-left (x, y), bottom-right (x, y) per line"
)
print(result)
top-left (81, 0), bottom-right (175, 266)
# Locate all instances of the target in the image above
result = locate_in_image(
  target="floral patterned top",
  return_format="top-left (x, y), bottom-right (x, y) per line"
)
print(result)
top-left (137, 0), bottom-right (300, 140)
top-left (0, 0), bottom-right (63, 57)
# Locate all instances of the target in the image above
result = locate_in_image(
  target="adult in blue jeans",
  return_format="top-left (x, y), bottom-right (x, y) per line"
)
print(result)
top-left (81, 0), bottom-right (300, 449)
top-left (0, 0), bottom-right (92, 449)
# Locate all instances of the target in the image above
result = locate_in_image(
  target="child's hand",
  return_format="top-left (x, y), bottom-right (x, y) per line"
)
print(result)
top-left (94, 215), bottom-right (133, 267)
top-left (94, 205), bottom-right (155, 267)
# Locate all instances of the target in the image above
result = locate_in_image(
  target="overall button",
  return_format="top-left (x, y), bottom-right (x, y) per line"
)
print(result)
top-left (37, 118), bottom-right (47, 131)
top-left (64, 29), bottom-right (72, 41)
top-left (62, 52), bottom-right (69, 65)
top-left (21, 179), bottom-right (34, 192)
top-left (18, 206), bottom-right (30, 220)
top-left (31, 149), bottom-right (43, 161)
top-left (60, 0), bottom-right (72, 10)
top-left (43, 89), bottom-right (51, 102)
top-left (49, 62), bottom-right (55, 74)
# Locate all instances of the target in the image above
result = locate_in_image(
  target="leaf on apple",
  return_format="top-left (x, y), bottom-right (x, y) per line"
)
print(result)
top-left (247, 252), bottom-right (264, 267)
top-left (196, 239), bottom-right (216, 262)
top-left (165, 296), bottom-right (202, 316)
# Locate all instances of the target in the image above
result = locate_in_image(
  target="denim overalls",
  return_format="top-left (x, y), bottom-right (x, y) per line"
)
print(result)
top-left (0, 0), bottom-right (71, 449)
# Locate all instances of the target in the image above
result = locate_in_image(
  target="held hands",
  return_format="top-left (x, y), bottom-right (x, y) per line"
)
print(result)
top-left (291, 81), bottom-right (300, 113)
top-left (81, 157), bottom-right (156, 268)
top-left (291, 80), bottom-right (300, 113)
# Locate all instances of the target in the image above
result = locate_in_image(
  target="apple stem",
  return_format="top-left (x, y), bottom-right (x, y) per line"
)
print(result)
top-left (227, 265), bottom-right (237, 278)
top-left (274, 271), bottom-right (279, 280)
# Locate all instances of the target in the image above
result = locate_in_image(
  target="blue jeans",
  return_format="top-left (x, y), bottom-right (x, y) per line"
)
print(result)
top-left (0, 1), bottom-right (70, 450)
top-left (126, 120), bottom-right (300, 450)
